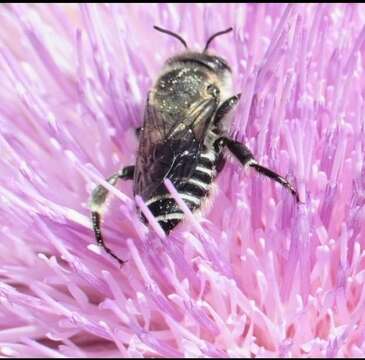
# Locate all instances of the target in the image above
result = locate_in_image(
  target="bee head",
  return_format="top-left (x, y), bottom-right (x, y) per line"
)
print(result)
top-left (166, 52), bottom-right (231, 74)
top-left (153, 26), bottom-right (234, 109)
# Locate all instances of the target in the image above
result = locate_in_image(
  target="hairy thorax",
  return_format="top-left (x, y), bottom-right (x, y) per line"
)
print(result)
top-left (152, 67), bottom-right (208, 118)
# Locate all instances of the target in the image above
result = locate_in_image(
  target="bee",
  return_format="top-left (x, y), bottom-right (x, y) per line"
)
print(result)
top-left (90, 26), bottom-right (299, 265)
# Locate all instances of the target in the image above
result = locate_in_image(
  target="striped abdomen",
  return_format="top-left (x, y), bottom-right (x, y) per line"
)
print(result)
top-left (144, 148), bottom-right (222, 233)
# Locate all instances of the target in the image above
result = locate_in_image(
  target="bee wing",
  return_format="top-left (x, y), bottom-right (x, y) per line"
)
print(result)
top-left (134, 95), bottom-right (218, 199)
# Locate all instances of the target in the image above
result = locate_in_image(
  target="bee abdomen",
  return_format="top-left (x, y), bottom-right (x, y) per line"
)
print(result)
top-left (145, 193), bottom-right (198, 233)
top-left (144, 149), bottom-right (218, 234)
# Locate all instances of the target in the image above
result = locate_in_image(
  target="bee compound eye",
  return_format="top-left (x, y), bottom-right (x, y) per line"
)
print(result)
top-left (207, 84), bottom-right (220, 98)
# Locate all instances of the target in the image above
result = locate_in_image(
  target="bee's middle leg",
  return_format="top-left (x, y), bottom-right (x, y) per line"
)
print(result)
top-left (90, 165), bottom-right (134, 265)
top-left (224, 138), bottom-right (299, 202)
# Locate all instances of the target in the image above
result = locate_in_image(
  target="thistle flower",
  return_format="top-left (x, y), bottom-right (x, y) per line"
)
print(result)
top-left (1, 3), bottom-right (365, 357)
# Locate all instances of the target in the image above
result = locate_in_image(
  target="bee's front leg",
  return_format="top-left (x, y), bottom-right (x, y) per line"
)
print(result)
top-left (224, 138), bottom-right (300, 202)
top-left (213, 93), bottom-right (241, 125)
top-left (90, 165), bottom-right (135, 265)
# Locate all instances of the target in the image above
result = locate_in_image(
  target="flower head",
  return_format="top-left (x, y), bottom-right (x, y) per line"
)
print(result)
top-left (1, 3), bottom-right (365, 357)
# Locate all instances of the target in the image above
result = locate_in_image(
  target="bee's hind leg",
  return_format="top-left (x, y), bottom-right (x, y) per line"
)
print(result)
top-left (90, 165), bottom-right (135, 265)
top-left (224, 138), bottom-right (299, 202)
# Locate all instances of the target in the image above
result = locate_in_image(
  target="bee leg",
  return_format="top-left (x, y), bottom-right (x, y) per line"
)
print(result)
top-left (214, 93), bottom-right (241, 125)
top-left (224, 138), bottom-right (300, 202)
top-left (90, 165), bottom-right (135, 265)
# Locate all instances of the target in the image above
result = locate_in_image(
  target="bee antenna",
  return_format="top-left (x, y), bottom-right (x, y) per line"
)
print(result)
top-left (154, 25), bottom-right (188, 49)
top-left (204, 27), bottom-right (233, 52)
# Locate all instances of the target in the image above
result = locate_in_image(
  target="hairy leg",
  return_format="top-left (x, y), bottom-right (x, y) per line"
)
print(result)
top-left (90, 165), bottom-right (135, 265)
top-left (224, 138), bottom-right (299, 202)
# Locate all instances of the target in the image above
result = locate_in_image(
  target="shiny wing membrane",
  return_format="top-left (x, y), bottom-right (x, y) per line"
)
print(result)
top-left (134, 94), bottom-right (218, 200)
